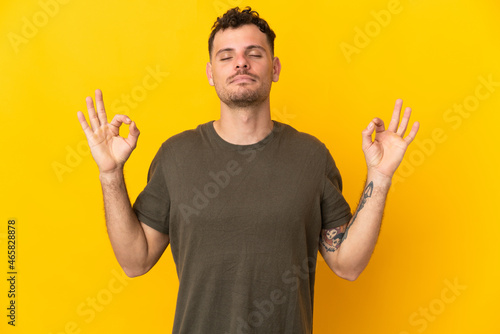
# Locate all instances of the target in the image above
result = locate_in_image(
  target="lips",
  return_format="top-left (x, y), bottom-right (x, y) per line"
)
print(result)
top-left (230, 75), bottom-right (256, 84)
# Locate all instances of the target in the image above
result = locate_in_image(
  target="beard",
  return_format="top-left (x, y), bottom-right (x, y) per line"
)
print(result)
top-left (214, 71), bottom-right (272, 108)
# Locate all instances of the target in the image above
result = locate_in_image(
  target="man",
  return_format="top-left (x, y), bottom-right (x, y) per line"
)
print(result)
top-left (77, 7), bottom-right (419, 334)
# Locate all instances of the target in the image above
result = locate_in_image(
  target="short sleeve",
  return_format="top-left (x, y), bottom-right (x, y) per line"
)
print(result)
top-left (320, 145), bottom-right (352, 230)
top-left (132, 144), bottom-right (170, 234)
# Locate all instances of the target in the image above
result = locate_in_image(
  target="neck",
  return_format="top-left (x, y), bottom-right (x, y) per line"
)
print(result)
top-left (213, 98), bottom-right (273, 145)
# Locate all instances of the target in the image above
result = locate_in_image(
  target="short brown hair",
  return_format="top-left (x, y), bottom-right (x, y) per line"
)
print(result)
top-left (208, 7), bottom-right (276, 59)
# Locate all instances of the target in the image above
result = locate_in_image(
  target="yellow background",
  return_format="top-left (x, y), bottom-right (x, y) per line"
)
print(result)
top-left (1, 0), bottom-right (499, 333)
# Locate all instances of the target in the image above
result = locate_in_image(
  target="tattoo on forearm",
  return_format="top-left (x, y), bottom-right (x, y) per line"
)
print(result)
top-left (341, 181), bottom-right (374, 242)
top-left (320, 225), bottom-right (345, 253)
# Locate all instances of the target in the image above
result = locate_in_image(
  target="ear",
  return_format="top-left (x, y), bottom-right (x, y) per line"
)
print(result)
top-left (272, 57), bottom-right (281, 82)
top-left (206, 62), bottom-right (214, 86)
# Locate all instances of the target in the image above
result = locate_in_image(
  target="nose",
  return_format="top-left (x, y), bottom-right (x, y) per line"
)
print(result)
top-left (235, 54), bottom-right (249, 70)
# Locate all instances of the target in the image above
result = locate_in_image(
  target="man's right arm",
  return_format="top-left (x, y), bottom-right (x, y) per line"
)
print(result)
top-left (77, 89), bottom-right (169, 278)
top-left (100, 170), bottom-right (170, 277)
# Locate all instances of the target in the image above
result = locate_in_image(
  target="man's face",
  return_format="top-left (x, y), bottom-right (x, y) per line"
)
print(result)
top-left (206, 24), bottom-right (281, 109)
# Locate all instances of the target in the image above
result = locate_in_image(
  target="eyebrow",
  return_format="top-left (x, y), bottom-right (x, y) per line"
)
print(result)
top-left (215, 45), bottom-right (266, 57)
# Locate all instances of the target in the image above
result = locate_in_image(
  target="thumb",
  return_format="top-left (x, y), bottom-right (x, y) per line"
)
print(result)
top-left (362, 121), bottom-right (375, 151)
top-left (125, 121), bottom-right (140, 148)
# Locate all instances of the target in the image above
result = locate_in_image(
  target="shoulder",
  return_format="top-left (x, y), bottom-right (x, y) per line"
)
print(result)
top-left (277, 122), bottom-right (342, 176)
top-left (158, 121), bottom-right (210, 152)
top-left (277, 121), bottom-right (328, 153)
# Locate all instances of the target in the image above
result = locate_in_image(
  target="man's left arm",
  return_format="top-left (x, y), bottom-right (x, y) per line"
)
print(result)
top-left (319, 99), bottom-right (419, 281)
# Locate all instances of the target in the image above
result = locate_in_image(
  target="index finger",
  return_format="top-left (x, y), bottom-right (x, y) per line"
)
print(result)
top-left (94, 89), bottom-right (108, 125)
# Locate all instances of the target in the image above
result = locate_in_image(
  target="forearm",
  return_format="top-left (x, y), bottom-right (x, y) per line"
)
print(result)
top-left (100, 170), bottom-right (150, 277)
top-left (332, 172), bottom-right (391, 280)
top-left (323, 98), bottom-right (419, 280)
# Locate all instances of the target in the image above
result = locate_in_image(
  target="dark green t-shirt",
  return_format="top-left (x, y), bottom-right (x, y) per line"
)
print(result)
top-left (133, 120), bottom-right (352, 334)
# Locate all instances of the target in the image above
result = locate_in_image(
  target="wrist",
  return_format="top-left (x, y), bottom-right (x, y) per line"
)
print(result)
top-left (99, 168), bottom-right (124, 183)
top-left (366, 169), bottom-right (392, 190)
